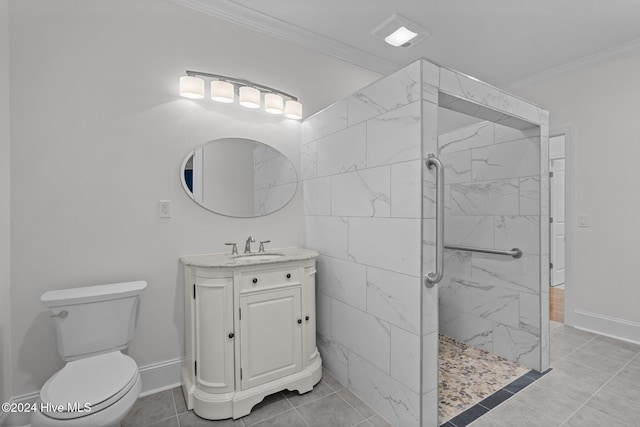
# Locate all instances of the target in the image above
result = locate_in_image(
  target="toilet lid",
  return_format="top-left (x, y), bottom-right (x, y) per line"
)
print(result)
top-left (40, 351), bottom-right (138, 420)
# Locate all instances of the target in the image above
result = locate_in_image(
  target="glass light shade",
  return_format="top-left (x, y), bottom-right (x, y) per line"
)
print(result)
top-left (179, 75), bottom-right (205, 99)
top-left (265, 93), bottom-right (284, 115)
top-left (384, 26), bottom-right (418, 47)
top-left (284, 100), bottom-right (302, 120)
top-left (211, 81), bottom-right (234, 103)
top-left (239, 86), bottom-right (261, 108)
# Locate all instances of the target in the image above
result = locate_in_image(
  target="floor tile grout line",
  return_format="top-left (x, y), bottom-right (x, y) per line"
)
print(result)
top-left (556, 352), bottom-right (640, 426)
top-left (551, 332), bottom-right (598, 364)
top-left (466, 370), bottom-right (554, 425)
top-left (509, 344), bottom-right (638, 427)
top-left (284, 387), bottom-right (335, 409)
top-left (242, 398), bottom-right (296, 427)
top-left (292, 404), bottom-right (312, 427)
top-left (168, 388), bottom-right (181, 427)
top-left (144, 414), bottom-right (180, 427)
top-left (333, 388), bottom-right (370, 422)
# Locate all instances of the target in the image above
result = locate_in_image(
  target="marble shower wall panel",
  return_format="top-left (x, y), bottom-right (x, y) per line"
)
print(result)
top-left (303, 61), bottom-right (427, 425)
top-left (421, 75), bottom-right (440, 427)
top-left (348, 61), bottom-right (421, 126)
top-left (367, 267), bottom-right (421, 335)
top-left (304, 58), bottom-right (548, 424)
top-left (439, 68), bottom-right (544, 126)
top-left (438, 119), bottom-right (546, 370)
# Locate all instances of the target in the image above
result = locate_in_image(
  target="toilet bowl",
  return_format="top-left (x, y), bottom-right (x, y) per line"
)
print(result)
top-left (32, 281), bottom-right (147, 427)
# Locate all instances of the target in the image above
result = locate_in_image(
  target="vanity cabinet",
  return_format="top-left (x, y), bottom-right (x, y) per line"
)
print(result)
top-left (180, 249), bottom-right (321, 420)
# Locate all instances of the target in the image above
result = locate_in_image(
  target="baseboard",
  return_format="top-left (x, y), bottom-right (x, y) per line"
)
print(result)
top-left (1, 391), bottom-right (39, 426)
top-left (138, 357), bottom-right (184, 397)
top-left (574, 309), bottom-right (640, 345)
top-left (1, 358), bottom-right (184, 426)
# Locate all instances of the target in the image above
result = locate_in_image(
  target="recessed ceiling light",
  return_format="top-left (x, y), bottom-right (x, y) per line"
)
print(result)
top-left (384, 26), bottom-right (418, 47)
top-left (372, 14), bottom-right (431, 48)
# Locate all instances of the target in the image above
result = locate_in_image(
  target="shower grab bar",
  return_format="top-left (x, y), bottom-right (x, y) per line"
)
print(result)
top-left (445, 245), bottom-right (523, 259)
top-left (425, 153), bottom-right (444, 288)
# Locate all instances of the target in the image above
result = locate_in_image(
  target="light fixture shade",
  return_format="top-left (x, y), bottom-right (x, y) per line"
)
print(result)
top-left (239, 86), bottom-right (261, 108)
top-left (285, 100), bottom-right (303, 120)
top-left (384, 26), bottom-right (418, 47)
top-left (179, 75), bottom-right (205, 99)
top-left (211, 81), bottom-right (234, 103)
top-left (265, 93), bottom-right (284, 115)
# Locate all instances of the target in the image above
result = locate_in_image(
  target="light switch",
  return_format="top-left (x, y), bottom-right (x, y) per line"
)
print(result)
top-left (160, 200), bottom-right (172, 218)
top-left (578, 214), bottom-right (590, 228)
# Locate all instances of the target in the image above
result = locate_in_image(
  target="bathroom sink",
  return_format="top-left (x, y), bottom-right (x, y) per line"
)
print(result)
top-left (233, 253), bottom-right (284, 261)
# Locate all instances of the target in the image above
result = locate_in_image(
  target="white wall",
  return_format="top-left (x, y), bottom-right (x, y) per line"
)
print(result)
top-left (514, 53), bottom-right (640, 341)
top-left (8, 0), bottom-right (380, 398)
top-left (0, 0), bottom-right (12, 413)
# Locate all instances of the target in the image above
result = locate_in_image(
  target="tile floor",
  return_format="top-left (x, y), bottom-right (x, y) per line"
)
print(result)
top-left (121, 369), bottom-right (391, 427)
top-left (465, 321), bottom-right (640, 427)
top-left (123, 322), bottom-right (640, 426)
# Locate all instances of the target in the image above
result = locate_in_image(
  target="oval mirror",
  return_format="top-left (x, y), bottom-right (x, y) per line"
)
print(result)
top-left (181, 138), bottom-right (298, 217)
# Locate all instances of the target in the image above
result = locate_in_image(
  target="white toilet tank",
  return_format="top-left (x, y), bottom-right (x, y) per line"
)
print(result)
top-left (41, 281), bottom-right (147, 361)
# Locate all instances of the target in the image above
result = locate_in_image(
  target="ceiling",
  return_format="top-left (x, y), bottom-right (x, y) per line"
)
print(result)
top-left (173, 0), bottom-right (640, 88)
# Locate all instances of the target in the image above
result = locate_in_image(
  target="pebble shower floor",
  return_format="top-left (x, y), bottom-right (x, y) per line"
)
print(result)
top-left (438, 335), bottom-right (530, 424)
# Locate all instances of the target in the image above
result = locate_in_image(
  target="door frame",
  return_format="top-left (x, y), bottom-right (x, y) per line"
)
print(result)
top-left (550, 125), bottom-right (576, 326)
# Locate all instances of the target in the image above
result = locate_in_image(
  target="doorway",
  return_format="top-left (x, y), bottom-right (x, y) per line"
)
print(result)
top-left (549, 134), bottom-right (566, 323)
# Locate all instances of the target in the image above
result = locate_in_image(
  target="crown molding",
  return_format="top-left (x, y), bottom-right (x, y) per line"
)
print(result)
top-left (505, 37), bottom-right (640, 91)
top-left (170, 0), bottom-right (398, 75)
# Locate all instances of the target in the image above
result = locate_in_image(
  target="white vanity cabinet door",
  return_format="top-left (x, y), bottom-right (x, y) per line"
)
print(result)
top-left (195, 278), bottom-right (235, 394)
top-left (239, 287), bottom-right (302, 390)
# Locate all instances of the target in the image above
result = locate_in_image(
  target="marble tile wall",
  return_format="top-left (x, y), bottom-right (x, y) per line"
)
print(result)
top-left (303, 61), bottom-right (427, 427)
top-left (303, 59), bottom-right (549, 426)
top-left (421, 61), bottom-right (441, 427)
top-left (438, 119), bottom-right (549, 371)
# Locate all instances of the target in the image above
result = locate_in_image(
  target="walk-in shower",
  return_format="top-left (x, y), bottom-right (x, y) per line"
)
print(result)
top-left (302, 59), bottom-right (549, 426)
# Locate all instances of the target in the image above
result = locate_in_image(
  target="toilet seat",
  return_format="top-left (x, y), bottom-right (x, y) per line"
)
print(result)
top-left (40, 351), bottom-right (138, 420)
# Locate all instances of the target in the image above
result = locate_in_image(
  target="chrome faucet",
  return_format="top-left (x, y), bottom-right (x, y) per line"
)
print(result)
top-left (244, 236), bottom-right (255, 253)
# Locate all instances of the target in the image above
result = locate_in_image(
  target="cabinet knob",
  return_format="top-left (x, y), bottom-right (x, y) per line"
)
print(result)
top-left (286, 273), bottom-right (291, 279)
top-left (305, 315), bottom-right (310, 321)
top-left (252, 278), bottom-right (258, 284)
top-left (228, 332), bottom-right (234, 339)
top-left (297, 319), bottom-right (302, 324)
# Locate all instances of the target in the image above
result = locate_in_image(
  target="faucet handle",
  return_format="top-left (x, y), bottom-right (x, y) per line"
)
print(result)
top-left (259, 240), bottom-right (271, 253)
top-left (225, 242), bottom-right (238, 255)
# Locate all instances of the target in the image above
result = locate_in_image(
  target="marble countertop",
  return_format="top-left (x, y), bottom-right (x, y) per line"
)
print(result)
top-left (180, 247), bottom-right (319, 268)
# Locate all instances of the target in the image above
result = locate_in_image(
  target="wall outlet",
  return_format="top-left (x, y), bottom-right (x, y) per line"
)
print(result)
top-left (578, 214), bottom-right (590, 228)
top-left (159, 200), bottom-right (172, 218)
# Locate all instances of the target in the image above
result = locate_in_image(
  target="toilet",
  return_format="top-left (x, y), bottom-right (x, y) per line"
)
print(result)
top-left (31, 281), bottom-right (147, 427)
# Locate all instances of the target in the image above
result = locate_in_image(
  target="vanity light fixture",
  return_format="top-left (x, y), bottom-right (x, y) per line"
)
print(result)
top-left (211, 80), bottom-right (234, 103)
top-left (179, 70), bottom-right (302, 119)
top-left (239, 86), bottom-right (261, 109)
top-left (179, 75), bottom-right (205, 99)
top-left (371, 14), bottom-right (431, 48)
top-left (284, 100), bottom-right (303, 120)
top-left (264, 93), bottom-right (284, 114)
